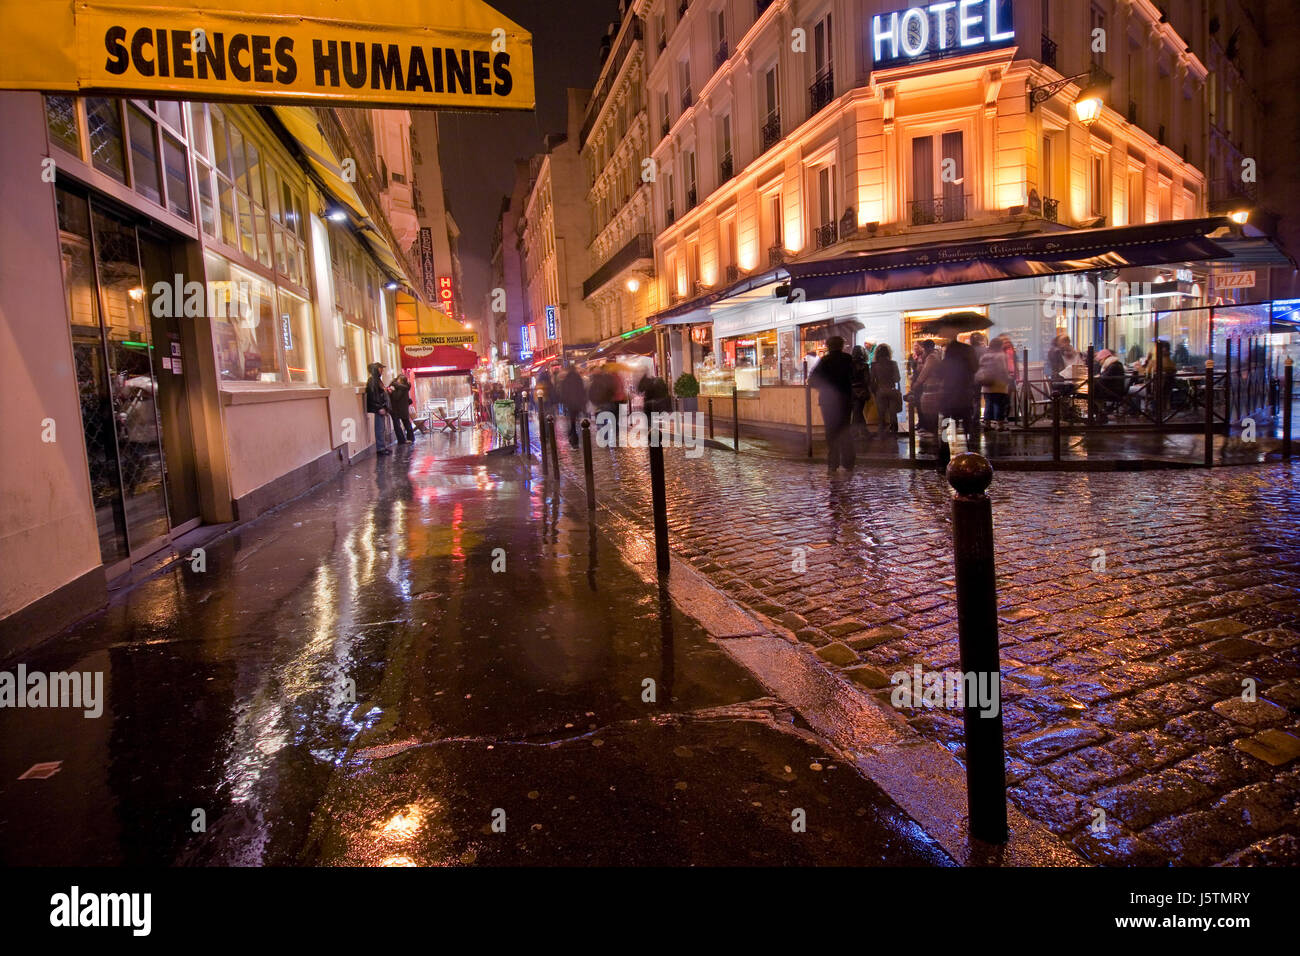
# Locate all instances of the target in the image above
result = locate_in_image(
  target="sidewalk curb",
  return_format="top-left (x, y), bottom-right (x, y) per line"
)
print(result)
top-left (543, 451), bottom-right (1086, 867)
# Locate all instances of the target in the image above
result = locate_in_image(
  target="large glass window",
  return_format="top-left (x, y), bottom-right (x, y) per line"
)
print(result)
top-left (278, 290), bottom-right (316, 383)
top-left (126, 102), bottom-right (163, 206)
top-left (85, 98), bottom-right (128, 183)
top-left (206, 253), bottom-right (280, 382)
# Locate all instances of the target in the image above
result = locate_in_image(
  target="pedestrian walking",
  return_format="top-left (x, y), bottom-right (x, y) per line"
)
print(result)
top-left (559, 365), bottom-right (588, 447)
top-left (365, 362), bottom-right (392, 456)
top-left (939, 336), bottom-right (979, 438)
top-left (809, 335), bottom-right (856, 473)
top-left (869, 343), bottom-right (902, 438)
top-left (388, 373), bottom-right (416, 444)
top-left (850, 345), bottom-right (871, 437)
top-left (908, 339), bottom-right (943, 435)
top-left (976, 336), bottom-right (1013, 428)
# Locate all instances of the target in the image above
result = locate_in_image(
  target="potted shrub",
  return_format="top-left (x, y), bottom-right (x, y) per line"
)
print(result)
top-left (674, 372), bottom-right (700, 412)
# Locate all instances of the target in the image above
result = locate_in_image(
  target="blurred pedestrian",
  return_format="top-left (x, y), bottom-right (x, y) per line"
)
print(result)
top-left (908, 339), bottom-right (942, 434)
top-left (559, 365), bottom-right (588, 446)
top-left (869, 343), bottom-right (902, 438)
top-left (939, 336), bottom-right (979, 438)
top-left (809, 336), bottom-right (856, 472)
top-left (850, 345), bottom-right (870, 436)
top-left (976, 336), bottom-right (1013, 428)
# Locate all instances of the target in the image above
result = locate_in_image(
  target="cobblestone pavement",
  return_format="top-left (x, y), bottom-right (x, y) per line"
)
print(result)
top-left (544, 424), bottom-right (1300, 865)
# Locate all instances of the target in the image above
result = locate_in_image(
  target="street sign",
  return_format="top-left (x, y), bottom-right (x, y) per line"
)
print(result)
top-left (1213, 271), bottom-right (1256, 290)
top-left (418, 228), bottom-right (436, 302)
top-left (0, 1), bottom-right (535, 111)
top-left (545, 305), bottom-right (557, 341)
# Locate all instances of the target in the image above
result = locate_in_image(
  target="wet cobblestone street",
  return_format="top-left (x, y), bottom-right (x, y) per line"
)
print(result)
top-left (548, 426), bottom-right (1300, 865)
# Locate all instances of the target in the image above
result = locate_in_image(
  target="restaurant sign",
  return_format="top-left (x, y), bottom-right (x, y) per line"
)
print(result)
top-left (0, 1), bottom-right (534, 111)
top-left (871, 0), bottom-right (1015, 69)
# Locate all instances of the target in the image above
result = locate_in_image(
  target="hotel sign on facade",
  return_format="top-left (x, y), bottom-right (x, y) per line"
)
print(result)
top-left (871, 0), bottom-right (1015, 69)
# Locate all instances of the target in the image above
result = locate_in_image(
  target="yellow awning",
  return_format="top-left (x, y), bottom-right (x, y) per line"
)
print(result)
top-left (2, 1), bottom-right (534, 111)
top-left (395, 291), bottom-right (478, 347)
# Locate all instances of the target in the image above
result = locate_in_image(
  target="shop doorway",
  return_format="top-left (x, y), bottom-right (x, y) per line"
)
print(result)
top-left (55, 184), bottom-right (201, 568)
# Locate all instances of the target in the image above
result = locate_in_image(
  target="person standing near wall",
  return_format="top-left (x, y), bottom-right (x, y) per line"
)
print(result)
top-left (389, 373), bottom-right (416, 444)
top-left (366, 362), bottom-right (393, 456)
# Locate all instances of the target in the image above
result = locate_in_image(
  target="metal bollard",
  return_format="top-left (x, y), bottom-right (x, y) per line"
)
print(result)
top-left (581, 418), bottom-right (596, 512)
top-left (1051, 392), bottom-right (1062, 462)
top-left (546, 414), bottom-right (560, 476)
top-left (1204, 360), bottom-right (1215, 468)
top-left (805, 379), bottom-right (813, 459)
top-left (1085, 345), bottom-right (1095, 425)
top-left (1285, 358), bottom-right (1294, 461)
top-left (707, 397), bottom-right (715, 440)
top-left (538, 411), bottom-right (548, 477)
top-left (1021, 348), bottom-right (1030, 430)
top-left (945, 453), bottom-right (1008, 844)
top-left (731, 384), bottom-right (740, 453)
top-left (648, 421), bottom-right (670, 576)
top-left (908, 401), bottom-right (917, 462)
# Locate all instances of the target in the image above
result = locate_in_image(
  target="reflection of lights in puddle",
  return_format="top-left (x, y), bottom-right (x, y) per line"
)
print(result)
top-left (380, 855), bottom-right (417, 867)
top-left (381, 807), bottom-right (424, 840)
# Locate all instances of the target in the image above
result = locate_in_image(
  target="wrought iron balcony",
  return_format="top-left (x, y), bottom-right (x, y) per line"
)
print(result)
top-left (909, 193), bottom-right (971, 226)
top-left (725, 264), bottom-right (739, 283)
top-left (681, 89), bottom-right (693, 111)
top-left (1041, 33), bottom-right (1058, 70)
top-left (666, 206), bottom-right (676, 226)
top-left (814, 220), bottom-right (838, 249)
top-left (686, 187), bottom-right (698, 210)
top-left (1210, 177), bottom-right (1258, 203)
top-left (761, 110), bottom-right (781, 153)
top-left (1127, 100), bottom-right (1138, 125)
top-left (809, 68), bottom-right (834, 116)
top-left (660, 118), bottom-right (670, 139)
top-left (768, 244), bottom-right (786, 267)
top-left (718, 153), bottom-right (733, 184)
top-left (1044, 197), bottom-right (1060, 223)
top-left (715, 41), bottom-right (728, 69)
top-left (582, 233), bottom-right (654, 299)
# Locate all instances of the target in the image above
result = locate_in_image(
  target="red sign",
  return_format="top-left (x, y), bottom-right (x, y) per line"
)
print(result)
top-left (437, 275), bottom-right (455, 312)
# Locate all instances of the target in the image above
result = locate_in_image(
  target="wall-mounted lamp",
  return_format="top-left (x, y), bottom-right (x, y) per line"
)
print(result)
top-left (1228, 209), bottom-right (1250, 225)
top-left (1029, 67), bottom-right (1108, 129)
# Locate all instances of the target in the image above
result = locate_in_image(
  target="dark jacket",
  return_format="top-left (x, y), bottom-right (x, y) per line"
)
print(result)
top-left (389, 381), bottom-right (413, 417)
top-left (559, 369), bottom-right (587, 412)
top-left (365, 373), bottom-right (390, 413)
top-left (939, 340), bottom-right (978, 408)
top-left (809, 350), bottom-right (855, 410)
top-left (850, 355), bottom-right (870, 401)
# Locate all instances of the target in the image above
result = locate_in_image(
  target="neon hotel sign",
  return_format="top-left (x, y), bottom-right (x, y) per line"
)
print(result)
top-left (872, 0), bottom-right (1015, 68)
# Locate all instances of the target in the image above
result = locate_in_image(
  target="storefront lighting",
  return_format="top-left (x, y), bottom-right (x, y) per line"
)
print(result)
top-left (326, 207), bottom-right (349, 223)
top-left (626, 277), bottom-right (640, 293)
top-left (384, 280), bottom-right (400, 291)
top-left (1228, 209), bottom-right (1250, 225)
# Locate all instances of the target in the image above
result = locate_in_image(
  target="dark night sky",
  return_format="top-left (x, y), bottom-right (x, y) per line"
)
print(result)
top-left (435, 0), bottom-right (619, 317)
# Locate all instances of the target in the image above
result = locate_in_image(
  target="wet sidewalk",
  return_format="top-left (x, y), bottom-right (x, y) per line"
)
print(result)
top-left (542, 416), bottom-right (1300, 865)
top-left (0, 429), bottom-right (950, 866)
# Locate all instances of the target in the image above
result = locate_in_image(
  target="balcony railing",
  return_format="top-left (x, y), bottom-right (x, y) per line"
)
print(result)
top-left (809, 68), bottom-right (834, 116)
top-left (1127, 100), bottom-right (1138, 125)
top-left (768, 244), bottom-right (786, 267)
top-left (909, 193), bottom-right (971, 226)
top-left (761, 110), bottom-right (781, 153)
top-left (1044, 197), bottom-right (1060, 223)
top-left (1041, 33), bottom-right (1058, 70)
top-left (1210, 177), bottom-right (1258, 203)
top-left (814, 220), bottom-right (838, 249)
top-left (681, 89), bottom-right (693, 111)
top-left (660, 118), bottom-right (670, 139)
top-left (582, 233), bottom-right (654, 298)
top-left (715, 41), bottom-right (728, 69)
top-left (578, 17), bottom-right (644, 147)
top-left (718, 153), bottom-right (733, 184)
top-left (666, 206), bottom-right (676, 226)
top-left (686, 187), bottom-right (698, 210)
top-left (725, 264), bottom-right (739, 283)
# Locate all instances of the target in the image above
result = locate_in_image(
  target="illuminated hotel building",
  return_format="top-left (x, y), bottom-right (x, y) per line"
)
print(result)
top-left (643, 0), bottom-right (1288, 427)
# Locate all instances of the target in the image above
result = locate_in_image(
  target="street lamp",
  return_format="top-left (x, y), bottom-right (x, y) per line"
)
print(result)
top-left (1228, 209), bottom-right (1251, 225)
top-left (1029, 68), bottom-right (1108, 128)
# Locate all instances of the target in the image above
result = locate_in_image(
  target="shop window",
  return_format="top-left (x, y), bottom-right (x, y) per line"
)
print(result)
top-left (85, 98), bottom-right (127, 184)
top-left (45, 95), bottom-right (81, 155)
top-left (205, 253), bottom-right (281, 382)
top-left (161, 134), bottom-right (192, 221)
top-left (348, 323), bottom-right (368, 383)
top-left (278, 290), bottom-right (316, 384)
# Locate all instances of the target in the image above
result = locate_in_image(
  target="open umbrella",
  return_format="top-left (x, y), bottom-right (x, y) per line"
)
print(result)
top-left (916, 310), bottom-right (993, 339)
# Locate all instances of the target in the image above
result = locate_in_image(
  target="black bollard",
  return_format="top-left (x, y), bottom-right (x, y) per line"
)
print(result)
top-left (1021, 348), bottom-right (1030, 430)
top-left (1285, 358), bottom-right (1294, 461)
top-left (731, 384), bottom-right (740, 453)
top-left (946, 453), bottom-right (1008, 844)
top-left (908, 401), bottom-right (917, 462)
top-left (546, 414), bottom-right (560, 477)
top-left (648, 421), bottom-right (670, 576)
top-left (707, 397), bottom-right (715, 440)
top-left (1085, 345), bottom-right (1095, 425)
top-left (805, 378), bottom-right (813, 459)
top-left (581, 418), bottom-right (596, 512)
top-left (1051, 392), bottom-right (1062, 461)
top-left (538, 411), bottom-right (548, 477)
top-left (1204, 360), bottom-right (1215, 468)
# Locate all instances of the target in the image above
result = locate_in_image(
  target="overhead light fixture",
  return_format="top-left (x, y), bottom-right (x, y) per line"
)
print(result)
top-left (326, 206), bottom-right (349, 223)
top-left (384, 280), bottom-right (400, 290)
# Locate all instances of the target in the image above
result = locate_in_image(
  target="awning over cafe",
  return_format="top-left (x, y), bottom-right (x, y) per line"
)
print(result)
top-left (588, 326), bottom-right (656, 361)
top-left (782, 218), bottom-right (1235, 303)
